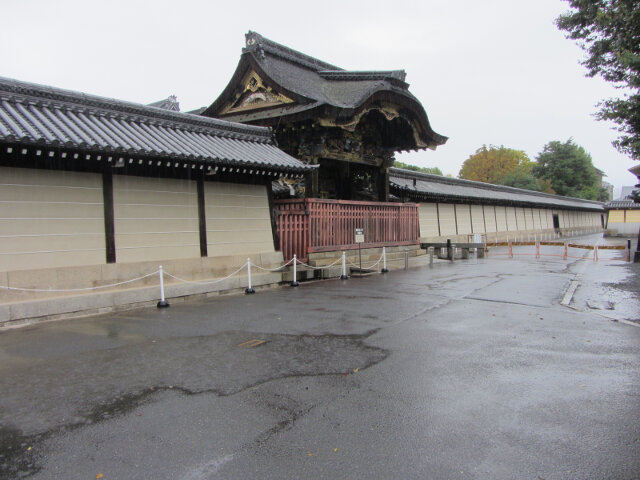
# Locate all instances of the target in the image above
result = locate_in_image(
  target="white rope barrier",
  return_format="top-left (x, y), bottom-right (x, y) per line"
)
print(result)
top-left (0, 270), bottom-right (159, 293)
top-left (295, 257), bottom-right (343, 270)
top-left (0, 246), bottom-right (414, 299)
top-left (346, 254), bottom-right (383, 270)
top-left (252, 257), bottom-right (295, 272)
top-left (163, 263), bottom-right (248, 286)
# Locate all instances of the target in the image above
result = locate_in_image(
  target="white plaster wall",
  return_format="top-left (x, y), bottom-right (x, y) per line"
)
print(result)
top-left (0, 167), bottom-right (105, 271)
top-left (456, 204), bottom-right (472, 235)
top-left (113, 175), bottom-right (200, 263)
top-left (205, 182), bottom-right (274, 256)
top-left (418, 203), bottom-right (439, 237)
top-left (496, 206), bottom-right (508, 232)
top-left (471, 205), bottom-right (485, 234)
top-left (484, 205), bottom-right (497, 233)
top-left (438, 203), bottom-right (457, 236)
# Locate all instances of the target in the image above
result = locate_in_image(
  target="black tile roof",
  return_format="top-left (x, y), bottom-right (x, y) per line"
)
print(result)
top-left (0, 76), bottom-right (314, 173)
top-left (204, 32), bottom-right (447, 150)
top-left (390, 168), bottom-right (605, 211)
top-left (605, 200), bottom-right (640, 209)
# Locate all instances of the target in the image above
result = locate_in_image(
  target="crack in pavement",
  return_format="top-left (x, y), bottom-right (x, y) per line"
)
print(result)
top-left (461, 296), bottom-right (557, 308)
top-left (0, 330), bottom-right (389, 478)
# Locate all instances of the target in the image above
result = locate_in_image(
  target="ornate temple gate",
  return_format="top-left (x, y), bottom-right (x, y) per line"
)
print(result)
top-left (275, 199), bottom-right (419, 261)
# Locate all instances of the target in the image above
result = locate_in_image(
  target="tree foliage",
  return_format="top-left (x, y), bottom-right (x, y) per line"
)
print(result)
top-left (533, 139), bottom-right (602, 199)
top-left (459, 145), bottom-right (533, 184)
top-left (393, 161), bottom-right (443, 176)
top-left (556, 0), bottom-right (640, 159)
top-left (501, 168), bottom-right (555, 193)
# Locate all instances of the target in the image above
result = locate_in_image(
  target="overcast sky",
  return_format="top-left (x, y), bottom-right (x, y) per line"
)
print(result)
top-left (2, 0), bottom-right (637, 197)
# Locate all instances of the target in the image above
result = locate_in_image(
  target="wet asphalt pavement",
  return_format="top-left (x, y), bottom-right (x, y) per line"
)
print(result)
top-left (1, 234), bottom-right (639, 479)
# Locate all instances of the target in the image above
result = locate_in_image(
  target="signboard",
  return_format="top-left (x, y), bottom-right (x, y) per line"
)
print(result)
top-left (355, 228), bottom-right (364, 244)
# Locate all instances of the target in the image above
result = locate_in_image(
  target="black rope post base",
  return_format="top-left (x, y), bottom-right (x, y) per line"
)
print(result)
top-left (157, 300), bottom-right (170, 308)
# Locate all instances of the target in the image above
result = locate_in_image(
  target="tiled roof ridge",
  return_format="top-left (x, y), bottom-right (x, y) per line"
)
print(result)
top-left (0, 76), bottom-right (273, 142)
top-left (390, 167), bottom-right (604, 206)
top-left (243, 31), bottom-right (343, 72)
top-left (318, 70), bottom-right (407, 82)
top-left (605, 200), bottom-right (640, 208)
top-left (147, 95), bottom-right (180, 112)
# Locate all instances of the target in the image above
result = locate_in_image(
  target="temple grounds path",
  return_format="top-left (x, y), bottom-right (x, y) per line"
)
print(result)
top-left (1, 233), bottom-right (639, 480)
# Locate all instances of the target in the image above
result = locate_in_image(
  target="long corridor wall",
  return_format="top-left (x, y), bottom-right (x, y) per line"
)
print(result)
top-left (418, 202), bottom-right (604, 242)
top-left (0, 167), bottom-right (277, 274)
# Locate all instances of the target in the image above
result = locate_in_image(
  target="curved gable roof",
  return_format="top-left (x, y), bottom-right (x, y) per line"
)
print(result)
top-left (203, 31), bottom-right (447, 150)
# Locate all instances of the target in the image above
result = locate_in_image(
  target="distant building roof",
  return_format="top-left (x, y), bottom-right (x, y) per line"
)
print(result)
top-left (389, 168), bottom-right (605, 211)
top-left (147, 95), bottom-right (180, 111)
top-left (0, 76), bottom-right (313, 174)
top-left (202, 31), bottom-right (447, 151)
top-left (605, 200), bottom-right (640, 209)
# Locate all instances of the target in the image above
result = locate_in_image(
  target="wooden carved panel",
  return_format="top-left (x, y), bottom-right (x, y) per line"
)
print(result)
top-left (220, 71), bottom-right (294, 115)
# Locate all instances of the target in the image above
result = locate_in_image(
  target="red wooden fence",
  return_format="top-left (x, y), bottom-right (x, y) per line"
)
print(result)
top-left (275, 198), bottom-right (419, 261)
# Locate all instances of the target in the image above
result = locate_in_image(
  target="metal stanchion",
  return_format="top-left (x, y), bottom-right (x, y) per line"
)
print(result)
top-left (157, 265), bottom-right (170, 308)
top-left (245, 258), bottom-right (255, 294)
top-left (291, 254), bottom-right (299, 287)
top-left (381, 246), bottom-right (389, 273)
top-left (404, 249), bottom-right (409, 270)
top-left (340, 251), bottom-right (348, 280)
top-left (428, 246), bottom-right (434, 267)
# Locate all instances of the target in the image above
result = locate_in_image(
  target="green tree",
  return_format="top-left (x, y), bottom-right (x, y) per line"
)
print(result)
top-left (459, 145), bottom-right (532, 184)
top-left (501, 168), bottom-right (545, 191)
top-left (556, 1), bottom-right (640, 160)
top-left (533, 139), bottom-right (600, 199)
top-left (393, 161), bottom-right (443, 176)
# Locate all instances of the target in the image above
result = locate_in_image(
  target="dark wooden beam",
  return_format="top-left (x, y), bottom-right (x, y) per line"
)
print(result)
top-left (306, 167), bottom-right (318, 198)
top-left (265, 178), bottom-right (279, 251)
top-left (377, 167), bottom-right (389, 202)
top-left (102, 170), bottom-right (116, 264)
top-left (453, 204), bottom-right (459, 235)
top-left (197, 175), bottom-right (208, 257)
